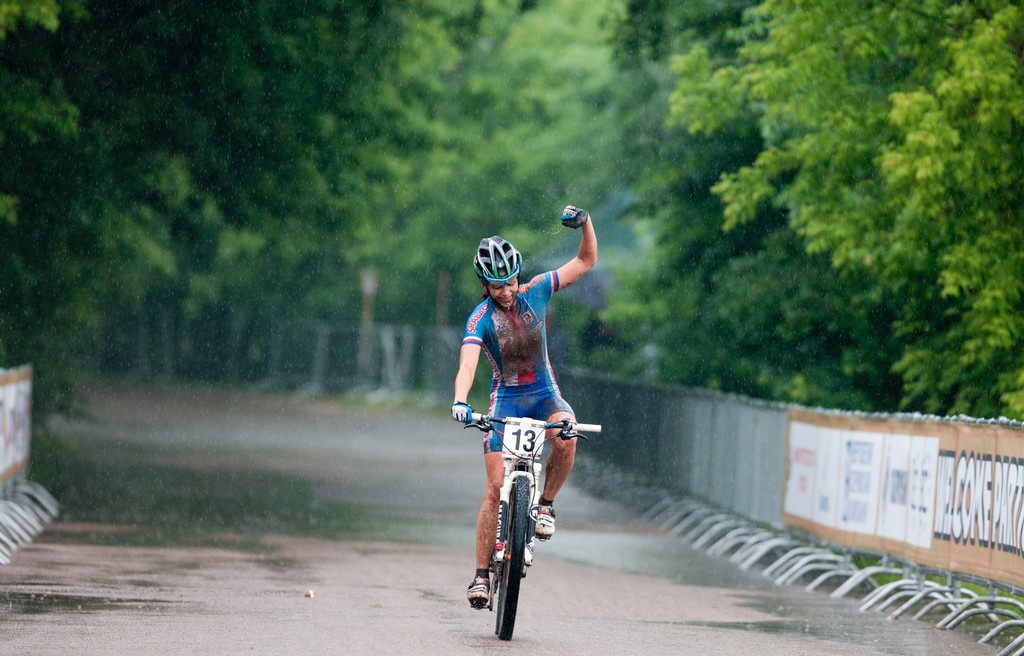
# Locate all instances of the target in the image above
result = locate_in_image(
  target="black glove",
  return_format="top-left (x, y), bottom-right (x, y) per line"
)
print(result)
top-left (560, 205), bottom-right (589, 229)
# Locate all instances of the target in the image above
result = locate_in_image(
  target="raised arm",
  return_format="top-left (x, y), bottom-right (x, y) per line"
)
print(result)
top-left (555, 206), bottom-right (597, 289)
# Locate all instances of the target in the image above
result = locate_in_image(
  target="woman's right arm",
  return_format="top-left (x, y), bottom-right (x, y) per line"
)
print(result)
top-left (454, 342), bottom-right (482, 404)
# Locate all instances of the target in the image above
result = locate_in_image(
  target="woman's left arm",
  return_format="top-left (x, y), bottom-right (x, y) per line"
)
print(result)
top-left (555, 211), bottom-right (597, 289)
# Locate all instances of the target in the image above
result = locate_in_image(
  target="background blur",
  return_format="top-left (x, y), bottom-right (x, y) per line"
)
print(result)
top-left (3, 0), bottom-right (1024, 423)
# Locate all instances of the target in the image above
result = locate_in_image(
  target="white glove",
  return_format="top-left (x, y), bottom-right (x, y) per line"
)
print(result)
top-left (451, 401), bottom-right (472, 424)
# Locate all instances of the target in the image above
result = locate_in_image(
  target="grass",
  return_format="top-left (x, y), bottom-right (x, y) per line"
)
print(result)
top-left (27, 429), bottom-right (439, 552)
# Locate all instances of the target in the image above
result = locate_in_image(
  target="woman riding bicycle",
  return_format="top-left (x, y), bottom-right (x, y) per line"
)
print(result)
top-left (450, 205), bottom-right (597, 609)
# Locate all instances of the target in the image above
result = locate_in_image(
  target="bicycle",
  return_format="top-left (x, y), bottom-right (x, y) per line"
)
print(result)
top-left (465, 412), bottom-right (602, 640)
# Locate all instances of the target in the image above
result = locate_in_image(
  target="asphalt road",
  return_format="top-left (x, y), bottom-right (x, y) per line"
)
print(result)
top-left (0, 383), bottom-right (1000, 655)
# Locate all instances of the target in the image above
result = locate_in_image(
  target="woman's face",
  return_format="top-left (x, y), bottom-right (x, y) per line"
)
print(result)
top-left (485, 277), bottom-right (519, 310)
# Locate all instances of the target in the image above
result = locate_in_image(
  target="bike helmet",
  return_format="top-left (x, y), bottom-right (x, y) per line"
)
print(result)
top-left (473, 236), bottom-right (521, 283)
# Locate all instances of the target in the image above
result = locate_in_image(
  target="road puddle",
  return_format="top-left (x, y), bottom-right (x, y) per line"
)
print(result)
top-left (0, 591), bottom-right (173, 615)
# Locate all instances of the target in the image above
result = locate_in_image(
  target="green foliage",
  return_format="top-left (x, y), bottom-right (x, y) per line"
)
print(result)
top-left (0, 0), bottom-right (644, 416)
top-left (599, 0), bottom-right (904, 409)
top-left (0, 1), bottom-right (80, 224)
top-left (1, 0), bottom-right (446, 401)
top-left (367, 0), bottom-right (641, 325)
top-left (660, 0), bottom-right (1024, 417)
top-left (8, 0), bottom-right (1019, 424)
top-left (0, 0), bottom-right (66, 39)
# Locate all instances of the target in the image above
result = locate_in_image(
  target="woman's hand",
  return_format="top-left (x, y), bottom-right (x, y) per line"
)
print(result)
top-left (451, 401), bottom-right (473, 424)
top-left (560, 205), bottom-right (589, 229)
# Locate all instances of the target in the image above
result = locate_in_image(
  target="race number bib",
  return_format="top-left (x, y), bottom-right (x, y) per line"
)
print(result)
top-left (502, 418), bottom-right (543, 458)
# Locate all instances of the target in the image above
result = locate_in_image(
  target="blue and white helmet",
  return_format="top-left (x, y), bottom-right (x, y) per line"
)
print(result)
top-left (473, 236), bottom-right (521, 283)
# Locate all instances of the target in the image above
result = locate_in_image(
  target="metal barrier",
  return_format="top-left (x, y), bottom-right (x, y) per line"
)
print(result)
top-left (0, 365), bottom-right (60, 566)
top-left (557, 369), bottom-right (1024, 654)
top-left (558, 370), bottom-right (788, 527)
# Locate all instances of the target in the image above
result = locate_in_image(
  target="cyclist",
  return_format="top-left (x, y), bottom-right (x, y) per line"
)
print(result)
top-left (451, 205), bottom-right (597, 609)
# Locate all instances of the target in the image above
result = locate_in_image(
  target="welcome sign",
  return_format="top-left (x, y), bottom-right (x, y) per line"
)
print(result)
top-left (783, 408), bottom-right (1024, 588)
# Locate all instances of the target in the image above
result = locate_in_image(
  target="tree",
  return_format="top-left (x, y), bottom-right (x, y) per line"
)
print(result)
top-left (597, 0), bottom-right (905, 409)
top-left (0, 0), bottom-right (456, 409)
top-left (2, 0), bottom-right (644, 415)
top-left (366, 0), bottom-right (641, 326)
top-left (669, 0), bottom-right (1024, 417)
top-left (0, 0), bottom-right (84, 412)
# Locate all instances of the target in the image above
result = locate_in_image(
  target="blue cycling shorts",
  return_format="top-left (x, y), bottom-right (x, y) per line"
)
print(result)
top-left (484, 380), bottom-right (574, 454)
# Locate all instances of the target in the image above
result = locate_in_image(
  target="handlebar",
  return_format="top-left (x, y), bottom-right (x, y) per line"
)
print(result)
top-left (466, 412), bottom-right (601, 439)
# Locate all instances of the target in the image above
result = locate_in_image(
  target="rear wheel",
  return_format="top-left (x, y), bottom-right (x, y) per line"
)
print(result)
top-left (495, 476), bottom-right (530, 640)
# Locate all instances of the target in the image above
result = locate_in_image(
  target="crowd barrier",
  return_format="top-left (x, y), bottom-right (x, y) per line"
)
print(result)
top-left (560, 370), bottom-right (789, 527)
top-left (559, 369), bottom-right (1024, 653)
top-left (785, 409), bottom-right (1024, 591)
top-left (0, 366), bottom-right (32, 483)
top-left (0, 365), bottom-right (60, 565)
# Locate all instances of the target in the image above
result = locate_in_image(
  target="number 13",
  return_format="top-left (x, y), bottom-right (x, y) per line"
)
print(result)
top-left (510, 427), bottom-right (538, 452)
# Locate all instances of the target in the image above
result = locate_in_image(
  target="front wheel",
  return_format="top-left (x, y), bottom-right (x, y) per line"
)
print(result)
top-left (495, 475), bottom-right (530, 640)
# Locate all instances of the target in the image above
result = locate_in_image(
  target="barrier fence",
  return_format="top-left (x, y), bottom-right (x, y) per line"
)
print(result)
top-left (559, 370), bottom-right (789, 527)
top-left (0, 366), bottom-right (32, 483)
top-left (0, 365), bottom-right (60, 565)
top-left (784, 410), bottom-right (1024, 591)
top-left (557, 369), bottom-right (1024, 652)
top-left (258, 320), bottom-right (460, 401)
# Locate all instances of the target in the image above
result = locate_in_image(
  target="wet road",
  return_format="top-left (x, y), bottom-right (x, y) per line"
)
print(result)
top-left (0, 383), bottom-right (1001, 654)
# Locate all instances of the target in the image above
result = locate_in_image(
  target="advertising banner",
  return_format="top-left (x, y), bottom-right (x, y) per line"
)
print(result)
top-left (0, 366), bottom-right (32, 483)
top-left (784, 408), bottom-right (1024, 588)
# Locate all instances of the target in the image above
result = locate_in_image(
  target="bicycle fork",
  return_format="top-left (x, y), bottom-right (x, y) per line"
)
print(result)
top-left (494, 460), bottom-right (540, 570)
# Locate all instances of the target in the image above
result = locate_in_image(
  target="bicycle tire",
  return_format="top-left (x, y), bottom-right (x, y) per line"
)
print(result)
top-left (495, 475), bottom-right (531, 640)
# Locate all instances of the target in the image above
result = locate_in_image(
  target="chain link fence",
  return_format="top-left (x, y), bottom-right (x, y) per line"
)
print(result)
top-left (262, 320), bottom-right (461, 401)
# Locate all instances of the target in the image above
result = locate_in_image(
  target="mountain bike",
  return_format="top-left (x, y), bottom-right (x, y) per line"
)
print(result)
top-left (466, 412), bottom-right (602, 640)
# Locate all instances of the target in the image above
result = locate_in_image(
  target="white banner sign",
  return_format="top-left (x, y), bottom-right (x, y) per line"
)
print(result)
top-left (0, 366), bottom-right (33, 482)
top-left (784, 419), bottom-right (938, 549)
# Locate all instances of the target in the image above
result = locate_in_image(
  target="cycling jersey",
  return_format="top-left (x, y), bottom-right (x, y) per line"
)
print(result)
top-left (462, 271), bottom-right (573, 452)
